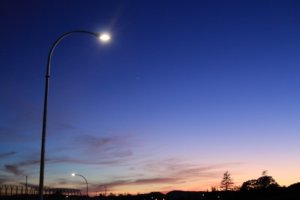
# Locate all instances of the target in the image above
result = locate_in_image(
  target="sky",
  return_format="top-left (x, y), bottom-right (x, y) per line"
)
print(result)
top-left (0, 0), bottom-right (300, 195)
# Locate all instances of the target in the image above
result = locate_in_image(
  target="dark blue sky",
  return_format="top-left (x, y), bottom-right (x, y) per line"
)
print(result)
top-left (1, 0), bottom-right (300, 194)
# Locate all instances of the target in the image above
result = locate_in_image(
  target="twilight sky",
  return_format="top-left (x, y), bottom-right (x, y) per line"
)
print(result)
top-left (1, 0), bottom-right (300, 195)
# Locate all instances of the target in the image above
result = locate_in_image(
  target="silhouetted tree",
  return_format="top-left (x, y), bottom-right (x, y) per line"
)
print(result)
top-left (240, 179), bottom-right (257, 191)
top-left (220, 171), bottom-right (234, 191)
top-left (287, 182), bottom-right (300, 197)
top-left (240, 172), bottom-right (279, 191)
top-left (288, 182), bottom-right (300, 191)
top-left (256, 175), bottom-right (279, 190)
top-left (211, 186), bottom-right (218, 192)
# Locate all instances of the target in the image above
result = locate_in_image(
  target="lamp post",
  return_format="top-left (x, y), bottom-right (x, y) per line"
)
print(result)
top-left (38, 30), bottom-right (110, 200)
top-left (71, 173), bottom-right (89, 197)
top-left (25, 175), bottom-right (28, 195)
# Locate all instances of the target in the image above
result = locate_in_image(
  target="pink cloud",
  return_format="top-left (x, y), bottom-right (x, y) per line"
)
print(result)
top-left (89, 158), bottom-right (242, 193)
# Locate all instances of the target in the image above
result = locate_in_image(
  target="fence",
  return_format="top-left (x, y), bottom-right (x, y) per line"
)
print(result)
top-left (0, 184), bottom-right (81, 196)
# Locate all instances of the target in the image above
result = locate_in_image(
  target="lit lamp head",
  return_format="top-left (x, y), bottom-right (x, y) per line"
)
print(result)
top-left (71, 173), bottom-right (76, 177)
top-left (99, 33), bottom-right (111, 42)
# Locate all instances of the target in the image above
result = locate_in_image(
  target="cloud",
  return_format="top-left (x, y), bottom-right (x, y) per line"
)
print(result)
top-left (134, 178), bottom-right (180, 185)
top-left (0, 151), bottom-right (16, 158)
top-left (72, 134), bottom-right (131, 151)
top-left (1, 149), bottom-right (132, 178)
top-left (4, 164), bottom-right (24, 176)
top-left (18, 159), bottom-right (40, 167)
top-left (143, 158), bottom-right (241, 180)
top-left (94, 178), bottom-right (179, 192)
top-left (0, 176), bottom-right (10, 184)
top-left (55, 134), bottom-right (135, 164)
top-left (92, 177), bottom-right (183, 193)
top-left (90, 158), bottom-right (242, 193)
top-left (56, 178), bottom-right (69, 185)
top-left (49, 156), bottom-right (132, 166)
top-left (2, 158), bottom-right (40, 176)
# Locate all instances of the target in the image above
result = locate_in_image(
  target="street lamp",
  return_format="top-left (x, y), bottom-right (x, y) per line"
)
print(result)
top-left (38, 30), bottom-right (110, 200)
top-left (71, 173), bottom-right (89, 196)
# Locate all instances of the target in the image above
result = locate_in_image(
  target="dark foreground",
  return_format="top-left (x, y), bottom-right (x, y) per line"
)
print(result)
top-left (1, 190), bottom-right (300, 200)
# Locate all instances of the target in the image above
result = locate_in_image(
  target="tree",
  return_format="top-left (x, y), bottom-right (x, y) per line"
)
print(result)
top-left (256, 175), bottom-right (279, 190)
top-left (220, 171), bottom-right (234, 191)
top-left (240, 172), bottom-right (280, 191)
top-left (240, 179), bottom-right (258, 191)
top-left (211, 186), bottom-right (218, 192)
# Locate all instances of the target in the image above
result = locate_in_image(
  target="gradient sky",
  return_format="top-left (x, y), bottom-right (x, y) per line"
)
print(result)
top-left (1, 0), bottom-right (300, 195)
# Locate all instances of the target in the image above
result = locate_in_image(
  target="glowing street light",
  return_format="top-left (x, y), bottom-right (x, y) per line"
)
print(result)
top-left (99, 33), bottom-right (111, 42)
top-left (38, 30), bottom-right (110, 200)
top-left (71, 173), bottom-right (89, 197)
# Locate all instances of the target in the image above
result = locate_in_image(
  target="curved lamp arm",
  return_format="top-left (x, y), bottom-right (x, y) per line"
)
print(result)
top-left (46, 30), bottom-right (99, 77)
top-left (72, 173), bottom-right (89, 196)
